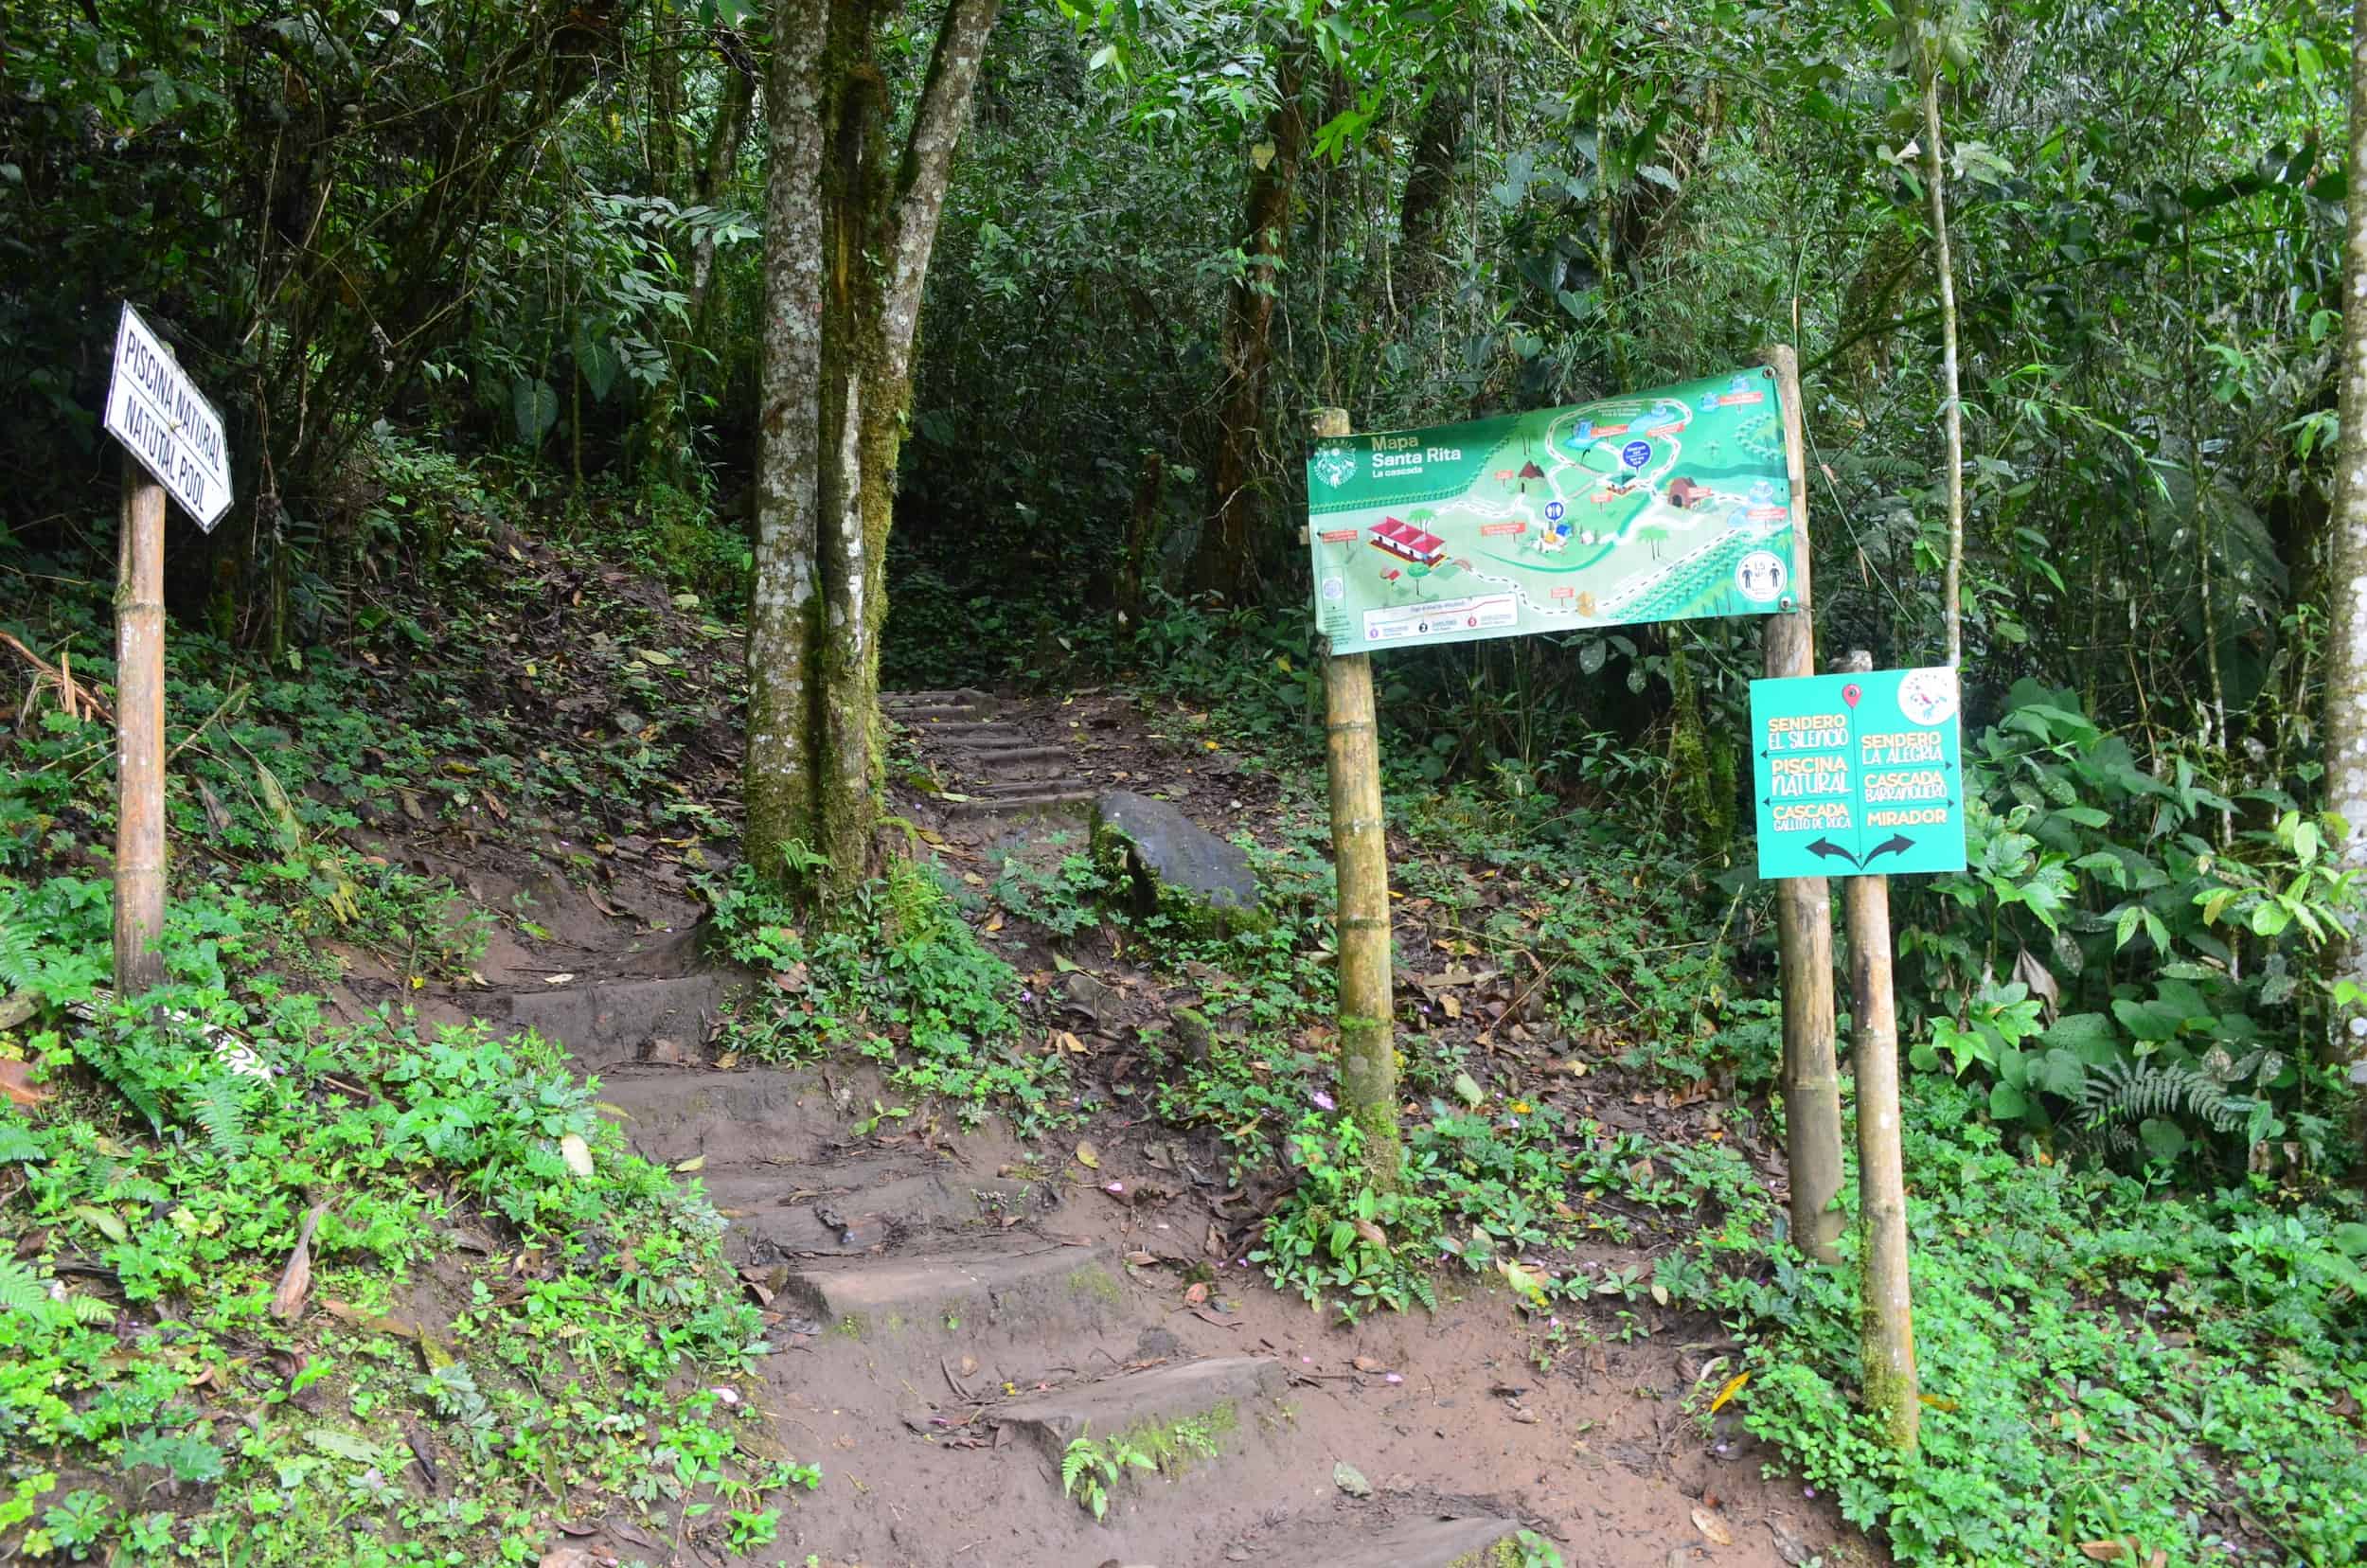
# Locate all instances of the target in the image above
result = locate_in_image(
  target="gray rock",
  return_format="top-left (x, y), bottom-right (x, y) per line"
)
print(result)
top-left (1091, 791), bottom-right (1264, 936)
top-left (1167, 1006), bottom-right (1214, 1064)
top-left (1332, 1461), bottom-right (1371, 1499)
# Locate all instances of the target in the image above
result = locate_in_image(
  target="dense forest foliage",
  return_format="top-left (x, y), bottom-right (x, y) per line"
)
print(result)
top-left (5, 1), bottom-right (2367, 1564)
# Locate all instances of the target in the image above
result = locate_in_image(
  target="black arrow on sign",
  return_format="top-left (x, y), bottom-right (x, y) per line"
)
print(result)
top-left (1806, 838), bottom-right (1861, 867)
top-left (1862, 833), bottom-right (1914, 864)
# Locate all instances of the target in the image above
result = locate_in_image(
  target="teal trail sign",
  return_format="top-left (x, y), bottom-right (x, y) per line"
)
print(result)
top-left (1305, 365), bottom-right (1799, 652)
top-left (1751, 667), bottom-right (1967, 880)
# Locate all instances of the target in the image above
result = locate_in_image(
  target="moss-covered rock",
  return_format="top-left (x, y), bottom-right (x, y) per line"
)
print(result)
top-left (1089, 790), bottom-right (1268, 938)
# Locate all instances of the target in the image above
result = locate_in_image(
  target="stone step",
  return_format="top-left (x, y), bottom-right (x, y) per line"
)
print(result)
top-left (1240, 1513), bottom-right (1535, 1568)
top-left (701, 1167), bottom-right (1038, 1264)
top-left (991, 1355), bottom-right (1286, 1465)
top-left (947, 789), bottom-right (1097, 818)
top-left (941, 757), bottom-right (1075, 787)
top-left (780, 1242), bottom-right (1128, 1339)
top-left (884, 688), bottom-right (994, 709)
top-left (590, 1066), bottom-right (853, 1163)
top-left (970, 773), bottom-right (1090, 796)
top-left (936, 743), bottom-right (1069, 766)
top-left (897, 704), bottom-right (989, 722)
top-left (499, 974), bottom-right (727, 1059)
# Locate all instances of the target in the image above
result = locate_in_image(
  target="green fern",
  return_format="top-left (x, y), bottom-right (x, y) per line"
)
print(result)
top-left (0, 914), bottom-right (36, 996)
top-left (2078, 1058), bottom-right (2245, 1136)
top-left (187, 1075), bottom-right (252, 1158)
top-left (0, 1256), bottom-right (47, 1315)
top-left (1059, 1435), bottom-right (1095, 1496)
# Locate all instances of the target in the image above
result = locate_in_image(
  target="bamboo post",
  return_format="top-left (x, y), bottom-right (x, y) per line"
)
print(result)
top-left (1762, 344), bottom-right (1844, 1262)
top-left (114, 461), bottom-right (169, 996)
top-left (1312, 405), bottom-right (1400, 1188)
top-left (1840, 648), bottom-right (1918, 1452)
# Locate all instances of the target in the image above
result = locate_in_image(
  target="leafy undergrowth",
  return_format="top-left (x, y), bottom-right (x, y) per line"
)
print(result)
top-left (697, 854), bottom-right (1075, 1134)
top-left (0, 470), bottom-right (817, 1564)
top-left (1058, 611), bottom-right (2367, 1567)
top-left (0, 909), bottom-right (806, 1565)
top-left (1732, 1078), bottom-right (2367, 1567)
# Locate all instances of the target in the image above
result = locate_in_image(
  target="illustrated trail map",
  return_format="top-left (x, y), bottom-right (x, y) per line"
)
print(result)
top-left (1305, 365), bottom-right (1799, 651)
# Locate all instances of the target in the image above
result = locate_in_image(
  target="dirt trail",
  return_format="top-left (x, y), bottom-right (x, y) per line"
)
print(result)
top-left (341, 690), bottom-right (1858, 1568)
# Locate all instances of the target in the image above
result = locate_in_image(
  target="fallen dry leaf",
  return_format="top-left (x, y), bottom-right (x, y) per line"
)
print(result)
top-left (1183, 1281), bottom-right (1210, 1307)
top-left (1073, 1140), bottom-right (1100, 1170)
top-left (0, 1060), bottom-right (51, 1108)
top-left (270, 1202), bottom-right (331, 1323)
top-left (1692, 1506), bottom-right (1734, 1547)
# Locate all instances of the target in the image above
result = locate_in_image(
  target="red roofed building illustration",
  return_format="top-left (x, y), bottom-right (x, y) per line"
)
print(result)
top-left (1368, 516), bottom-right (1447, 568)
top-left (1666, 476), bottom-right (1711, 509)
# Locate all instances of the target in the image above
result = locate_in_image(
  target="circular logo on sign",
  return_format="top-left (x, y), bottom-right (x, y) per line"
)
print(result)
top-left (1899, 668), bottom-right (1960, 727)
top-left (1735, 550), bottom-right (1788, 603)
top-left (1544, 501), bottom-right (1565, 522)
top-left (1621, 439), bottom-right (1652, 470)
top-left (1321, 576), bottom-right (1344, 602)
top-left (1314, 446), bottom-right (1358, 489)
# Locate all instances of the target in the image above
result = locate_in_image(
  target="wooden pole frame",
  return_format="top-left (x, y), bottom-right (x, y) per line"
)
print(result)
top-left (115, 460), bottom-right (169, 996)
top-left (1840, 646), bottom-right (1919, 1452)
top-left (1761, 345), bottom-right (1845, 1262)
top-left (1312, 406), bottom-right (1400, 1188)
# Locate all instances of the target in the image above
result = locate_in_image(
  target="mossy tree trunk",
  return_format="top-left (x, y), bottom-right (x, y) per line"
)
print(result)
top-left (2328, 0), bottom-right (2367, 1131)
top-left (747, 0), bottom-right (999, 899)
top-left (644, 44), bottom-right (758, 487)
top-left (1194, 47), bottom-right (1307, 602)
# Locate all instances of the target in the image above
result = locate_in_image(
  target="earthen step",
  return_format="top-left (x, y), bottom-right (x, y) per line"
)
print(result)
top-left (942, 753), bottom-right (1074, 783)
top-left (590, 1067), bottom-right (854, 1163)
top-left (884, 687), bottom-right (994, 709)
top-left (970, 774), bottom-right (1092, 797)
top-left (952, 767), bottom-right (1084, 800)
top-left (701, 1167), bottom-right (1037, 1264)
top-left (934, 742), bottom-right (1068, 764)
top-left (500, 974), bottom-right (727, 1058)
top-left (1242, 1513), bottom-right (1535, 1568)
top-left (897, 704), bottom-right (990, 722)
top-left (991, 1355), bottom-right (1286, 1464)
top-left (780, 1243), bottom-right (1128, 1337)
top-left (946, 790), bottom-right (1097, 817)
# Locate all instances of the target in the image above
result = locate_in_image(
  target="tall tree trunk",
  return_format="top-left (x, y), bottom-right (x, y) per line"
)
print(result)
top-left (746, 1), bottom-right (828, 878)
top-left (639, 40), bottom-right (756, 486)
top-left (2327, 0), bottom-right (2367, 1116)
top-left (1393, 82), bottom-right (1465, 316)
top-left (747, 0), bottom-right (999, 898)
top-left (688, 59), bottom-right (758, 322)
top-left (1920, 45), bottom-right (1965, 668)
top-left (1195, 51), bottom-right (1306, 602)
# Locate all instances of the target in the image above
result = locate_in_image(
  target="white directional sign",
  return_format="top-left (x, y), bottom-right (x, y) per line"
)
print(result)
top-left (103, 304), bottom-right (231, 531)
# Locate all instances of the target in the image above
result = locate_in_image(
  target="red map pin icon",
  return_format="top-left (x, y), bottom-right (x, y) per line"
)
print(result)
top-left (1842, 683), bottom-right (1862, 709)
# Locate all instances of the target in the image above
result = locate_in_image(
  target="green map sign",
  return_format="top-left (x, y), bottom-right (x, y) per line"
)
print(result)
top-left (1305, 365), bottom-right (1798, 651)
top-left (1751, 667), bottom-right (1967, 880)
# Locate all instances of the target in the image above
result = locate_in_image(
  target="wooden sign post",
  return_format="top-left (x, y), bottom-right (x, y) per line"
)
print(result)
top-left (1760, 345), bottom-right (1845, 1264)
top-left (1837, 650), bottom-right (1917, 1452)
top-left (100, 304), bottom-right (232, 995)
top-left (1310, 406), bottom-right (1400, 1188)
top-left (1753, 650), bottom-right (1965, 1454)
